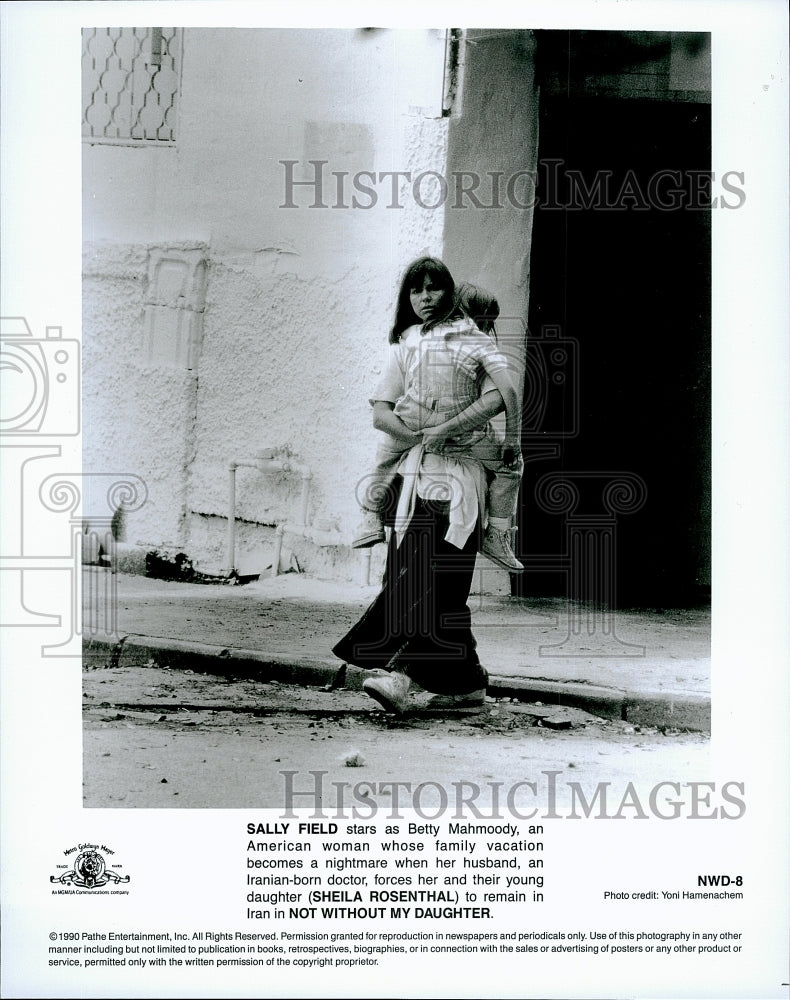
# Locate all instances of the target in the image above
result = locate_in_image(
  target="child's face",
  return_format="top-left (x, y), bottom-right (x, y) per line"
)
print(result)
top-left (409, 277), bottom-right (447, 322)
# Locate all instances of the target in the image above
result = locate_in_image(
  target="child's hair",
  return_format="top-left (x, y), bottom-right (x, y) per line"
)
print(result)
top-left (455, 282), bottom-right (500, 341)
top-left (389, 256), bottom-right (460, 344)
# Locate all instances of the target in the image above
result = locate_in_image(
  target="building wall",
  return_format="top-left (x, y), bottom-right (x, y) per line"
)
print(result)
top-left (443, 30), bottom-right (539, 322)
top-left (83, 28), bottom-right (452, 577)
top-left (82, 240), bottom-right (200, 548)
top-left (443, 29), bottom-right (540, 400)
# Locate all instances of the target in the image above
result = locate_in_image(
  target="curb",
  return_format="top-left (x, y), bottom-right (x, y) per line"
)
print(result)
top-left (82, 635), bottom-right (710, 732)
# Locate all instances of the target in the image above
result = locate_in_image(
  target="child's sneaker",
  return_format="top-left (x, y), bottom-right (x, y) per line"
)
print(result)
top-left (482, 526), bottom-right (524, 572)
top-left (362, 672), bottom-right (411, 713)
top-left (351, 510), bottom-right (385, 548)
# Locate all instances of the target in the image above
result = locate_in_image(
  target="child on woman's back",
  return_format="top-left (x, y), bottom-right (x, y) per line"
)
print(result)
top-left (423, 282), bottom-right (525, 571)
top-left (352, 257), bottom-right (523, 572)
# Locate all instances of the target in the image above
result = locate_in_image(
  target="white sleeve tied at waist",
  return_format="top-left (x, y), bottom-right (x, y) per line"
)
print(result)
top-left (393, 444), bottom-right (486, 549)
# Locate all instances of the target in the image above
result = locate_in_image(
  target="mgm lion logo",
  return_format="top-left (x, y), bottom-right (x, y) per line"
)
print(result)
top-left (51, 850), bottom-right (130, 888)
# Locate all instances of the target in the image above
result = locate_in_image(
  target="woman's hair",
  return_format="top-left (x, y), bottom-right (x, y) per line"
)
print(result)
top-left (389, 256), bottom-right (459, 344)
top-left (455, 282), bottom-right (500, 340)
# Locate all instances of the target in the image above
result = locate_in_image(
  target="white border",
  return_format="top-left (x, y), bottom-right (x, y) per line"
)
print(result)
top-left (2, 2), bottom-right (788, 998)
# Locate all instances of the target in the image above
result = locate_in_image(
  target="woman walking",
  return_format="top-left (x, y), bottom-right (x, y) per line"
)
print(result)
top-left (333, 257), bottom-right (521, 713)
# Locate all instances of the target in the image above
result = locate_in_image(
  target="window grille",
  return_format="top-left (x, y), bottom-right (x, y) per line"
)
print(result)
top-left (82, 27), bottom-right (181, 145)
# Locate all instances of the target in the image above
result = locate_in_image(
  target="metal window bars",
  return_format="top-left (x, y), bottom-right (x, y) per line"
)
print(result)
top-left (82, 27), bottom-right (181, 145)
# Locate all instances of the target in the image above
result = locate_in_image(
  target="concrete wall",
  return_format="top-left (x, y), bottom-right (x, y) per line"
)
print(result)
top-left (83, 28), bottom-right (450, 577)
top-left (443, 30), bottom-right (539, 320)
top-left (442, 30), bottom-right (539, 391)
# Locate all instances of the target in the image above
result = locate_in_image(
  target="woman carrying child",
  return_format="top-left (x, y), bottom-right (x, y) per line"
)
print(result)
top-left (332, 257), bottom-right (523, 713)
top-left (423, 280), bottom-right (526, 572)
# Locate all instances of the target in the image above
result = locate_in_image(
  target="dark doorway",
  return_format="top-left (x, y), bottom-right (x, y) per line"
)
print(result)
top-left (517, 32), bottom-right (711, 607)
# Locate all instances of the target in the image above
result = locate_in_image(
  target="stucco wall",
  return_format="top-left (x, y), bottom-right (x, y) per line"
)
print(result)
top-left (83, 28), bottom-right (450, 577)
top-left (82, 241), bottom-right (199, 548)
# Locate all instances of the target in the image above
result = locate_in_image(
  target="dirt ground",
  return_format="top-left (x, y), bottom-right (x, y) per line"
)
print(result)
top-left (83, 665), bottom-right (709, 810)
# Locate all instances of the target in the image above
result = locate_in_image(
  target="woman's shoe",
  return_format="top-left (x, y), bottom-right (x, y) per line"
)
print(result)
top-left (423, 689), bottom-right (487, 712)
top-left (362, 672), bottom-right (411, 713)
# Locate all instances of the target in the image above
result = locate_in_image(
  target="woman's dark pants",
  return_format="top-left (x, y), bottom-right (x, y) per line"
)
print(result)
top-left (332, 499), bottom-right (488, 695)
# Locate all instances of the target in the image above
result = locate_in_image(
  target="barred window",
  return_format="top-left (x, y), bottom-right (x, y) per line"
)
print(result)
top-left (82, 27), bottom-right (181, 145)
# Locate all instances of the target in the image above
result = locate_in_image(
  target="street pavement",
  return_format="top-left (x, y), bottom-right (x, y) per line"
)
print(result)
top-left (82, 663), bottom-right (711, 809)
top-left (82, 567), bottom-right (710, 731)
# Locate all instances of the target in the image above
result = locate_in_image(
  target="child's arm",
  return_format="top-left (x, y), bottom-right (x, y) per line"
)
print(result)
top-left (372, 401), bottom-right (423, 447)
top-left (484, 367), bottom-right (522, 467)
top-left (422, 367), bottom-right (521, 467)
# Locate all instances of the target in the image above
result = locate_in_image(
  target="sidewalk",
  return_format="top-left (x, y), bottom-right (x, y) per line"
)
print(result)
top-left (81, 568), bottom-right (711, 731)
